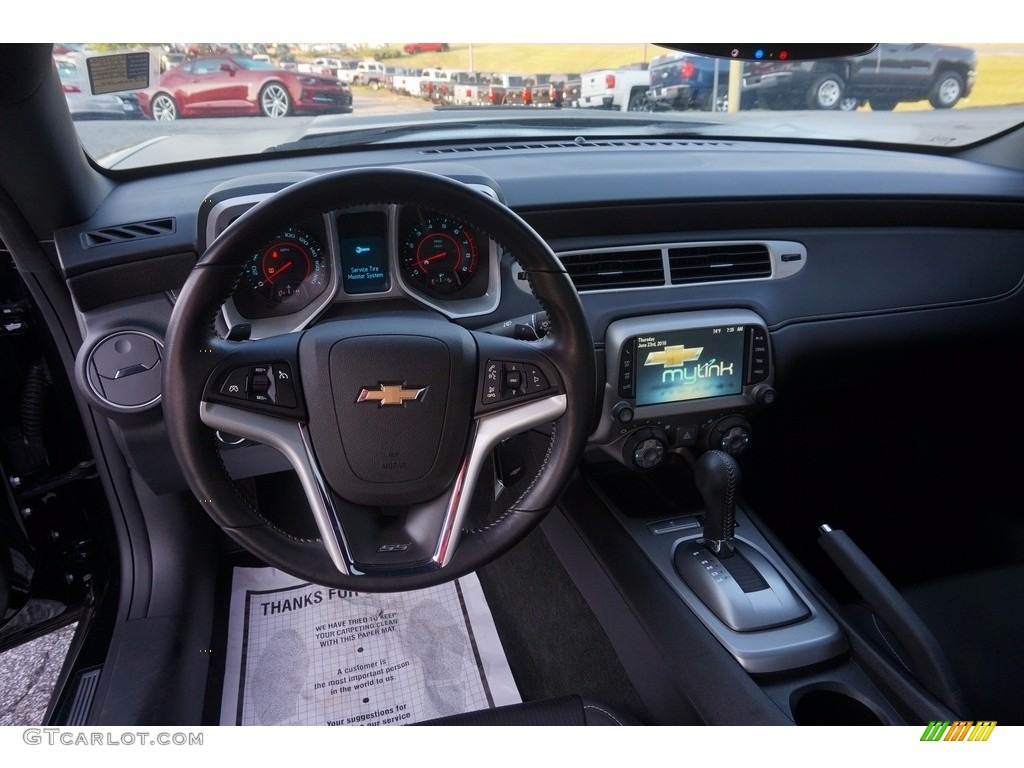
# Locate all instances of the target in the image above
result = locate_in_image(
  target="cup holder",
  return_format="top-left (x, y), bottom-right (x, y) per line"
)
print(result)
top-left (791, 684), bottom-right (886, 725)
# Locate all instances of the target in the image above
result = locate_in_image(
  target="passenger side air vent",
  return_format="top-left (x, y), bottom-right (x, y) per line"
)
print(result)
top-left (81, 218), bottom-right (176, 248)
top-left (669, 243), bottom-right (772, 284)
top-left (558, 248), bottom-right (665, 291)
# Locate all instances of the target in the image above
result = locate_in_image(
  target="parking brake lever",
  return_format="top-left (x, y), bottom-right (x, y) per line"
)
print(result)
top-left (818, 524), bottom-right (967, 715)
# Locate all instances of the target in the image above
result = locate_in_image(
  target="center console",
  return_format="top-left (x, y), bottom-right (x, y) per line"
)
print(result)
top-left (587, 309), bottom-right (847, 674)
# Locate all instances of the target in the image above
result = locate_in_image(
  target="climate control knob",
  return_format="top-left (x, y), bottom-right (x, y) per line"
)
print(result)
top-left (703, 415), bottom-right (753, 456)
top-left (623, 428), bottom-right (669, 471)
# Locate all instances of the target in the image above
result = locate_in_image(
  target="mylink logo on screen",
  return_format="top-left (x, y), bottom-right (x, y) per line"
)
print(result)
top-left (643, 343), bottom-right (735, 385)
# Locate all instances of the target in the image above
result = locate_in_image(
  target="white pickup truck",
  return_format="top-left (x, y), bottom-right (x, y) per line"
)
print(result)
top-left (392, 68), bottom-right (422, 96)
top-left (579, 63), bottom-right (650, 111)
top-left (352, 60), bottom-right (385, 89)
top-left (331, 60), bottom-right (385, 88)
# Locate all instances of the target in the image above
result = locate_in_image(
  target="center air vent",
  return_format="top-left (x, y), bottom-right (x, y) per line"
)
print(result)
top-left (81, 218), bottom-right (176, 249)
top-left (554, 240), bottom-right (803, 293)
top-left (669, 243), bottom-right (772, 284)
top-left (558, 248), bottom-right (665, 291)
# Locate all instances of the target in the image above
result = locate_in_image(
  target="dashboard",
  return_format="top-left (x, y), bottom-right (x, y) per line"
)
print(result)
top-left (19, 117), bottom-right (1024, 727)
top-left (54, 139), bottom-right (1024, 491)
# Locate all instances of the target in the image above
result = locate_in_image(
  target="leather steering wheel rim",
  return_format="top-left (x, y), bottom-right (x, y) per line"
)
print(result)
top-left (163, 168), bottom-right (594, 590)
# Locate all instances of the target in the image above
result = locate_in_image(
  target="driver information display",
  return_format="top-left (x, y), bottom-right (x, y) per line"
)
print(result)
top-left (635, 326), bottom-right (745, 406)
top-left (339, 211), bottom-right (389, 294)
top-left (220, 568), bottom-right (520, 725)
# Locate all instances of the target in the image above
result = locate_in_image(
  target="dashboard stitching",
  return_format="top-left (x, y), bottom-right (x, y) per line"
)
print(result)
top-left (871, 613), bottom-right (913, 674)
top-left (768, 274), bottom-right (1024, 330)
top-left (582, 703), bottom-right (625, 726)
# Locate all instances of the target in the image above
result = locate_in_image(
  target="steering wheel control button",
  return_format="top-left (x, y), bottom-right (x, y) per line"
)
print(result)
top-left (220, 368), bottom-right (250, 399)
top-left (482, 360), bottom-right (502, 403)
top-left (272, 363), bottom-right (297, 407)
top-left (483, 359), bottom-right (554, 404)
top-left (217, 361), bottom-right (297, 408)
top-left (504, 367), bottom-right (523, 392)
top-left (500, 362), bottom-right (527, 399)
top-left (525, 365), bottom-right (549, 392)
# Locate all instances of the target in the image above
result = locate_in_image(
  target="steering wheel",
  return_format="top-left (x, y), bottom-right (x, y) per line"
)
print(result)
top-left (163, 168), bottom-right (594, 591)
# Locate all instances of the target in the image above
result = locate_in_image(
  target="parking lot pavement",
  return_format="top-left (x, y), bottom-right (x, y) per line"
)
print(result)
top-left (0, 624), bottom-right (77, 726)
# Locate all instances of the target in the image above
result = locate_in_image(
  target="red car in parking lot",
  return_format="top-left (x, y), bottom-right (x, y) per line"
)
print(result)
top-left (138, 56), bottom-right (352, 120)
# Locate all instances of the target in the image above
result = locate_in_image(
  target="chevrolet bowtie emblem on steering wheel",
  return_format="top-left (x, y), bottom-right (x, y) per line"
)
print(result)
top-left (356, 383), bottom-right (427, 406)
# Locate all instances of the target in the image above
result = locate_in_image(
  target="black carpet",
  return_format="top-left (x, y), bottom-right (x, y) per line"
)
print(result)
top-left (476, 526), bottom-right (651, 724)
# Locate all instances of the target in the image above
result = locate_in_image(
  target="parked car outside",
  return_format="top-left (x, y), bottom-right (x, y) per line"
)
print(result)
top-left (138, 56), bottom-right (353, 119)
top-left (644, 51), bottom-right (730, 111)
top-left (547, 73), bottom-right (581, 107)
top-left (404, 43), bottom-right (449, 55)
top-left (742, 43), bottom-right (977, 110)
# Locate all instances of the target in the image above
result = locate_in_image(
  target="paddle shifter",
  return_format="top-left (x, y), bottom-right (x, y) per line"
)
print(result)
top-left (673, 450), bottom-right (809, 631)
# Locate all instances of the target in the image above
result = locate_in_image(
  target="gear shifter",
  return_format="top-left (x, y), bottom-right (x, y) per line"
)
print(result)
top-left (673, 450), bottom-right (809, 632)
top-left (695, 450), bottom-right (738, 557)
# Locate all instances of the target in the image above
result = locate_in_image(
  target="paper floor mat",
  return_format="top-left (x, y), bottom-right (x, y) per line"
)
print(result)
top-left (219, 567), bottom-right (520, 725)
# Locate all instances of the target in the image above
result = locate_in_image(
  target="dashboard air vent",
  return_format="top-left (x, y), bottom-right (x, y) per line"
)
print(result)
top-left (558, 249), bottom-right (665, 291)
top-left (81, 218), bottom-right (176, 248)
top-left (419, 140), bottom-right (734, 156)
top-left (669, 243), bottom-right (771, 284)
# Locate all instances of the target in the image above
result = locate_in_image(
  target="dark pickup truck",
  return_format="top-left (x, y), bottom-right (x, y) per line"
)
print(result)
top-left (742, 43), bottom-right (977, 110)
top-left (643, 52), bottom-right (731, 111)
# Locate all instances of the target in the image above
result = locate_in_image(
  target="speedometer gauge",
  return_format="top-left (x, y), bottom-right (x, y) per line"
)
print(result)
top-left (243, 227), bottom-right (329, 306)
top-left (400, 216), bottom-right (479, 295)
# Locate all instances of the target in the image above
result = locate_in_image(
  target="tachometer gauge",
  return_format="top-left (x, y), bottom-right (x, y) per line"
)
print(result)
top-left (400, 216), bottom-right (479, 295)
top-left (243, 227), bottom-right (329, 307)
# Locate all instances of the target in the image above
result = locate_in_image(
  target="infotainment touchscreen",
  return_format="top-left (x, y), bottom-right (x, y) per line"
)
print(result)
top-left (633, 326), bottom-right (746, 406)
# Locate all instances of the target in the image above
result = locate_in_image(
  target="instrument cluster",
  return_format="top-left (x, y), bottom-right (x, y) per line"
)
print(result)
top-left (221, 203), bottom-right (500, 334)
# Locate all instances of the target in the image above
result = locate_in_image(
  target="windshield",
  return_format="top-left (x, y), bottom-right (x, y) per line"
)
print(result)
top-left (57, 41), bottom-right (1024, 170)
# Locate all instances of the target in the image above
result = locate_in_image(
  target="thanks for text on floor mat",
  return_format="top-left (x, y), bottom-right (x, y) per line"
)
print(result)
top-left (220, 568), bottom-right (520, 725)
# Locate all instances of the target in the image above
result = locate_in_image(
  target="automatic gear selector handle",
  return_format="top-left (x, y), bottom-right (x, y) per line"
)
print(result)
top-left (695, 449), bottom-right (739, 556)
top-left (676, 448), bottom-right (810, 632)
